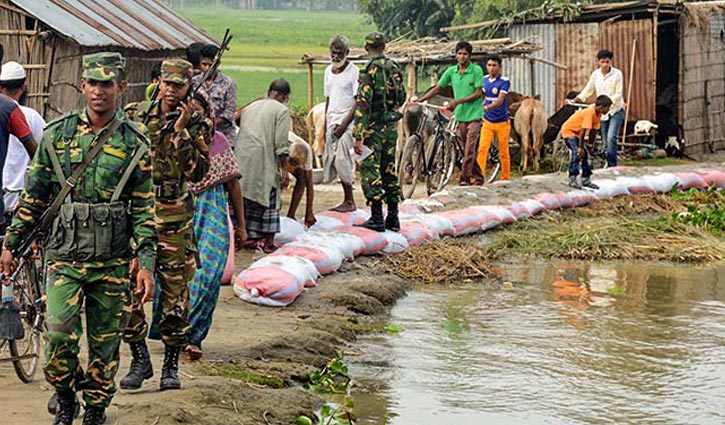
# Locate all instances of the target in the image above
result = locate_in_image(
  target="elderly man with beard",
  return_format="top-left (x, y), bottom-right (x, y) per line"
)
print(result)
top-left (322, 35), bottom-right (359, 212)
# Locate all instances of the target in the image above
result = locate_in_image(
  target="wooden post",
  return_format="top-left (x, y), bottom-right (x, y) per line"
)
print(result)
top-left (407, 61), bottom-right (417, 98)
top-left (307, 62), bottom-right (314, 111)
top-left (622, 38), bottom-right (637, 146)
top-left (529, 58), bottom-right (535, 96)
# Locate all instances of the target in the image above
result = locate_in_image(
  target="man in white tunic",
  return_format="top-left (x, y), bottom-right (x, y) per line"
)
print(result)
top-left (322, 35), bottom-right (359, 212)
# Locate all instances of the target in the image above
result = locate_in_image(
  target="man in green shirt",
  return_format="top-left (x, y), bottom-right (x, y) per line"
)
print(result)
top-left (415, 40), bottom-right (484, 185)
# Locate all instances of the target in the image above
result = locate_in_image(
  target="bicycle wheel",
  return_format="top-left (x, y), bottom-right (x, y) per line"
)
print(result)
top-left (439, 135), bottom-right (458, 190)
top-left (551, 132), bottom-right (571, 173)
top-left (9, 259), bottom-right (42, 383)
top-left (398, 134), bottom-right (423, 199)
top-left (426, 134), bottom-right (451, 195)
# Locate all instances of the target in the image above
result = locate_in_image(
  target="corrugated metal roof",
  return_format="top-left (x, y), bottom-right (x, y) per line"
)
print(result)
top-left (10, 0), bottom-right (217, 50)
top-left (508, 24), bottom-right (557, 116)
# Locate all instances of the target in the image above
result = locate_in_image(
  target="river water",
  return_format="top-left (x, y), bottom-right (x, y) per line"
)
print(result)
top-left (349, 261), bottom-right (725, 425)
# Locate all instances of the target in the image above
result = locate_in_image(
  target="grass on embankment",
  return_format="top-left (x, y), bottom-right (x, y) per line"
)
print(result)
top-left (174, 7), bottom-right (375, 110)
top-left (197, 362), bottom-right (285, 388)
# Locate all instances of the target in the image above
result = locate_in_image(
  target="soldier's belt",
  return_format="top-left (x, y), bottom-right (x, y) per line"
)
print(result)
top-left (154, 182), bottom-right (188, 200)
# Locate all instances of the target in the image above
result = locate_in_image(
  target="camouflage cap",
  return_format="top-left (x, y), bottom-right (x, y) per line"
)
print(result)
top-left (161, 59), bottom-right (193, 84)
top-left (365, 32), bottom-right (386, 48)
top-left (82, 52), bottom-right (126, 81)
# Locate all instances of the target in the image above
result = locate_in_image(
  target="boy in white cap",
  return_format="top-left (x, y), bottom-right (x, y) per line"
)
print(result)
top-left (0, 60), bottom-right (45, 215)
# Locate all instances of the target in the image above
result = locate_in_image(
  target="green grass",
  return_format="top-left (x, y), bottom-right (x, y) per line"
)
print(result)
top-left (197, 363), bottom-right (285, 388)
top-left (175, 7), bottom-right (376, 110)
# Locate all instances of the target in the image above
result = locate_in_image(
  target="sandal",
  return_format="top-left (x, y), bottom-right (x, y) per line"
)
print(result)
top-left (242, 239), bottom-right (266, 250)
top-left (185, 344), bottom-right (202, 361)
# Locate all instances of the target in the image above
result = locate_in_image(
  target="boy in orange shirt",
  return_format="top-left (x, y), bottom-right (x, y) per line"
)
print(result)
top-left (561, 95), bottom-right (612, 188)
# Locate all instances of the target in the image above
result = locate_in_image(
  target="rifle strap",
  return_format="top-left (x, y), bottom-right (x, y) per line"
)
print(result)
top-left (39, 118), bottom-right (124, 230)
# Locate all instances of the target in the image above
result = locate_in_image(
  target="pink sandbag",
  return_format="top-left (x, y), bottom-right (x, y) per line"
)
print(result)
top-left (221, 213), bottom-right (235, 286)
top-left (317, 210), bottom-right (370, 226)
top-left (399, 222), bottom-right (433, 247)
top-left (234, 266), bottom-right (305, 307)
top-left (618, 177), bottom-right (655, 194)
top-left (333, 225), bottom-right (388, 255)
top-left (506, 202), bottom-right (529, 220)
top-left (482, 206), bottom-right (517, 225)
top-left (439, 208), bottom-right (498, 236)
top-left (555, 192), bottom-right (575, 209)
top-left (272, 245), bottom-right (343, 275)
top-left (676, 172), bottom-right (708, 190)
top-left (567, 190), bottom-right (599, 207)
top-left (534, 193), bottom-right (562, 210)
top-left (696, 169), bottom-right (725, 188)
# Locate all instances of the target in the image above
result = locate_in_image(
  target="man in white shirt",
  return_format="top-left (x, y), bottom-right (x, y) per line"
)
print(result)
top-left (322, 35), bottom-right (359, 212)
top-left (575, 49), bottom-right (624, 167)
top-left (0, 61), bottom-right (45, 214)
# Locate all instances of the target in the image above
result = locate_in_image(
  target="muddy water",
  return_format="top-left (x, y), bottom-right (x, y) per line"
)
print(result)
top-left (349, 262), bottom-right (725, 424)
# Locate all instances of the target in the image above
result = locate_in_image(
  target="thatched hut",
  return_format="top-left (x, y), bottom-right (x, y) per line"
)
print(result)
top-left (0, 0), bottom-right (216, 119)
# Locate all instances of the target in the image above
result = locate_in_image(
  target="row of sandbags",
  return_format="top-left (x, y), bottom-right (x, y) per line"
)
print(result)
top-left (234, 169), bottom-right (725, 307)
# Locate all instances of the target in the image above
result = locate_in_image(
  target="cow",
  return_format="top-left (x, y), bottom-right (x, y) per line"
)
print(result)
top-left (306, 102), bottom-right (326, 168)
top-left (513, 97), bottom-right (547, 174)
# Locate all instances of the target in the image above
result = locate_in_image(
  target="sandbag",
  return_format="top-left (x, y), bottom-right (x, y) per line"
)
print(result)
top-left (278, 242), bottom-right (344, 275)
top-left (333, 225), bottom-right (388, 255)
top-left (642, 173), bottom-right (679, 193)
top-left (675, 172), bottom-right (708, 190)
top-left (274, 216), bottom-right (306, 246)
top-left (591, 179), bottom-right (630, 199)
top-left (439, 208), bottom-right (498, 236)
top-left (317, 209), bottom-right (370, 226)
top-left (521, 199), bottom-right (546, 217)
top-left (534, 193), bottom-right (562, 210)
top-left (617, 177), bottom-right (655, 194)
top-left (234, 266), bottom-right (305, 307)
top-left (250, 255), bottom-right (319, 288)
top-left (696, 169), bottom-right (725, 188)
top-left (400, 214), bottom-right (453, 238)
top-left (295, 231), bottom-right (365, 259)
top-left (555, 192), bottom-right (575, 209)
top-left (399, 222), bottom-right (433, 247)
top-left (308, 215), bottom-right (346, 232)
top-left (382, 230), bottom-right (410, 254)
top-left (567, 190), bottom-right (599, 207)
top-left (480, 206), bottom-right (517, 225)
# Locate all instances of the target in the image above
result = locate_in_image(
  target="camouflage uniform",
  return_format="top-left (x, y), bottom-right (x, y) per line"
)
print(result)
top-left (2, 53), bottom-right (157, 409)
top-left (123, 60), bottom-right (210, 348)
top-left (354, 33), bottom-right (405, 206)
top-left (192, 71), bottom-right (238, 144)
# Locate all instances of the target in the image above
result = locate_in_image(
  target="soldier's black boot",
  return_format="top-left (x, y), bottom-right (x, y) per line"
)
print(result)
top-left (356, 201), bottom-right (384, 232)
top-left (52, 392), bottom-right (79, 425)
top-left (159, 344), bottom-right (181, 391)
top-left (82, 406), bottom-right (107, 425)
top-left (385, 202), bottom-right (400, 232)
top-left (119, 341), bottom-right (153, 390)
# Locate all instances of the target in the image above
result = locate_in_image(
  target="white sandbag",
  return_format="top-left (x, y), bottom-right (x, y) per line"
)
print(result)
top-left (382, 230), bottom-right (409, 254)
top-left (567, 190), bottom-right (599, 207)
top-left (642, 173), bottom-right (679, 193)
top-left (281, 241), bottom-right (345, 274)
top-left (274, 216), bottom-right (306, 246)
top-left (473, 206), bottom-right (517, 225)
top-left (616, 176), bottom-right (655, 194)
top-left (521, 199), bottom-right (546, 217)
top-left (591, 179), bottom-right (630, 199)
top-left (295, 231), bottom-right (365, 259)
top-left (308, 215), bottom-right (346, 232)
top-left (400, 214), bottom-right (452, 239)
top-left (250, 255), bottom-right (319, 287)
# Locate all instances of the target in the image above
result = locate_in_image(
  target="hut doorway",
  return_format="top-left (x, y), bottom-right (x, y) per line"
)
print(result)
top-left (655, 19), bottom-right (681, 146)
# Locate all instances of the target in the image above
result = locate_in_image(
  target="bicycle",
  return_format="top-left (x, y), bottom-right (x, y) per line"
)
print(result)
top-left (0, 237), bottom-right (45, 383)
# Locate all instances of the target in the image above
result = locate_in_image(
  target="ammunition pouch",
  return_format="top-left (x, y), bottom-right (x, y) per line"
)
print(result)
top-left (45, 202), bottom-right (132, 262)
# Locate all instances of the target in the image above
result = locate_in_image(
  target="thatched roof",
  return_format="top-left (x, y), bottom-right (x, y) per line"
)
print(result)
top-left (300, 36), bottom-right (541, 66)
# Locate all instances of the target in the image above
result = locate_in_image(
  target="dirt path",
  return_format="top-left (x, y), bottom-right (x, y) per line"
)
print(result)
top-left (2, 160), bottom-right (723, 424)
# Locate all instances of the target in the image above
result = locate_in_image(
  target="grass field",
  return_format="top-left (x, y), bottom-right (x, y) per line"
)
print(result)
top-left (175, 7), bottom-right (376, 111)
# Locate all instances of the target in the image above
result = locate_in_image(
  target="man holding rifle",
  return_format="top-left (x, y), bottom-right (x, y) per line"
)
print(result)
top-left (0, 52), bottom-right (157, 425)
top-left (120, 59), bottom-right (210, 392)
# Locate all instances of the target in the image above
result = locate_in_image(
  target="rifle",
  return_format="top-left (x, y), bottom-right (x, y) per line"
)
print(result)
top-left (162, 29), bottom-right (234, 131)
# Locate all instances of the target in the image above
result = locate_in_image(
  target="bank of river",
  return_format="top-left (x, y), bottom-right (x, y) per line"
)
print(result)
top-left (348, 260), bottom-right (725, 424)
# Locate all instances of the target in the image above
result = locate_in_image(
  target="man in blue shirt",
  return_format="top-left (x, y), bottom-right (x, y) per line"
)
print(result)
top-left (477, 54), bottom-right (511, 181)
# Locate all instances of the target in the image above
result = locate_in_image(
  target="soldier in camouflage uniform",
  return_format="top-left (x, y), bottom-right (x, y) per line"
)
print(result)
top-left (0, 52), bottom-right (157, 425)
top-left (353, 32), bottom-right (406, 232)
top-left (121, 59), bottom-right (210, 392)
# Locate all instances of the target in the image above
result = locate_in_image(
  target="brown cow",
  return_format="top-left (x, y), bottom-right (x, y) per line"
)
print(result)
top-left (514, 97), bottom-right (547, 174)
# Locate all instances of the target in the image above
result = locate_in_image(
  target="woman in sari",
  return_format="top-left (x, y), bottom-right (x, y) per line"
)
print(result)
top-left (186, 93), bottom-right (246, 360)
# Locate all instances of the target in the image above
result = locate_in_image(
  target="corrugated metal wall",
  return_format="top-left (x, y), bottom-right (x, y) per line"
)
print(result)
top-left (599, 19), bottom-right (656, 121)
top-left (680, 10), bottom-right (725, 156)
top-left (508, 24), bottom-right (556, 116)
top-left (555, 23), bottom-right (600, 109)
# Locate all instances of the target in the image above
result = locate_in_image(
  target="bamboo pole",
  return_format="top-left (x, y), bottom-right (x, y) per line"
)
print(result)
top-left (622, 38), bottom-right (637, 147)
top-left (307, 63), bottom-right (314, 111)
